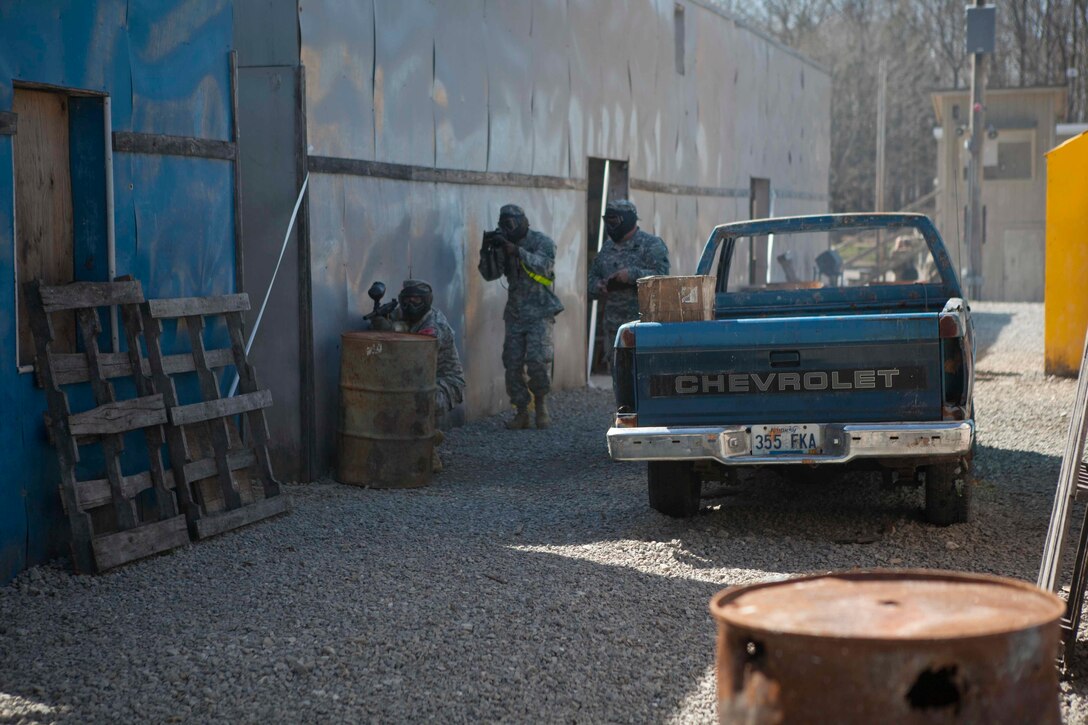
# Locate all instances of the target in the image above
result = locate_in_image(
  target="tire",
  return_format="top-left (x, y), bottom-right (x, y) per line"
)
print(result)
top-left (923, 462), bottom-right (972, 525)
top-left (647, 461), bottom-right (702, 518)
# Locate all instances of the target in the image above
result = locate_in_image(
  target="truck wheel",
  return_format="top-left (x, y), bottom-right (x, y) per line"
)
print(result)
top-left (923, 463), bottom-right (972, 525)
top-left (647, 461), bottom-right (702, 518)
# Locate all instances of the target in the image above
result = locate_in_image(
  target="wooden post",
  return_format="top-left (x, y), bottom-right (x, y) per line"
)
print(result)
top-left (966, 0), bottom-right (990, 301)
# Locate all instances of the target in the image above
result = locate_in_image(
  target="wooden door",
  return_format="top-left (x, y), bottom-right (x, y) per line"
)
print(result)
top-left (14, 88), bottom-right (75, 367)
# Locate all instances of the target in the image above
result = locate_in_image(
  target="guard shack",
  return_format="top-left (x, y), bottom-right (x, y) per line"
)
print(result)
top-left (1044, 131), bottom-right (1088, 377)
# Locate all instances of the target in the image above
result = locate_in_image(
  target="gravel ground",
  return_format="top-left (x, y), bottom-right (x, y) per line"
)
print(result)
top-left (1, 301), bottom-right (1086, 723)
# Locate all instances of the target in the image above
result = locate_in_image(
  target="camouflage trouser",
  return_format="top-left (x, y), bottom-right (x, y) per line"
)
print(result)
top-left (502, 316), bottom-right (555, 407)
top-left (601, 293), bottom-right (640, 362)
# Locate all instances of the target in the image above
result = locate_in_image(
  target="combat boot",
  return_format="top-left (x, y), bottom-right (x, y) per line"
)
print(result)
top-left (505, 406), bottom-right (531, 430)
top-left (535, 396), bottom-right (550, 429)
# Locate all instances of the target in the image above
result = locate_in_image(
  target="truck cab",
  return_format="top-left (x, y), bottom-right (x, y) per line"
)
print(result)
top-left (607, 213), bottom-right (975, 525)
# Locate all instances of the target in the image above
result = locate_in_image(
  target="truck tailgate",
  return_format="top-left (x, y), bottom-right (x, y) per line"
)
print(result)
top-left (633, 313), bottom-right (943, 426)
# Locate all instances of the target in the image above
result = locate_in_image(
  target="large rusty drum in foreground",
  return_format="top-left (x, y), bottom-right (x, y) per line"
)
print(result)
top-left (710, 569), bottom-right (1064, 724)
top-left (337, 331), bottom-right (437, 488)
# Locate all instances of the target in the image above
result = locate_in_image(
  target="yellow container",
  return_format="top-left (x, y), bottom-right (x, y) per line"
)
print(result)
top-left (1045, 132), bottom-right (1088, 376)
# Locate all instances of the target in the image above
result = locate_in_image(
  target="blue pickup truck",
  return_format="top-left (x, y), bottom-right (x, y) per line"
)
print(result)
top-left (607, 213), bottom-right (975, 525)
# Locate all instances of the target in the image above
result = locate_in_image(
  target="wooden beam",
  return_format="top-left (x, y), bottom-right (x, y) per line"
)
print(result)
top-left (112, 131), bottom-right (236, 161)
top-left (67, 395), bottom-right (168, 436)
top-left (230, 49), bottom-right (245, 296)
top-left (40, 281), bottom-right (144, 313)
top-left (307, 155), bottom-right (587, 191)
top-left (91, 515), bottom-right (189, 571)
top-left (191, 495), bottom-right (288, 540)
top-left (169, 389), bottom-right (272, 427)
top-left (630, 178), bottom-right (749, 198)
top-left (0, 111), bottom-right (16, 135)
top-left (298, 65), bottom-right (317, 483)
top-left (146, 294), bottom-right (250, 319)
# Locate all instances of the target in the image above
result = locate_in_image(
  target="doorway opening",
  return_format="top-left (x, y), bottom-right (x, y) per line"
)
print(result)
top-left (586, 157), bottom-right (629, 377)
top-left (13, 83), bottom-right (109, 370)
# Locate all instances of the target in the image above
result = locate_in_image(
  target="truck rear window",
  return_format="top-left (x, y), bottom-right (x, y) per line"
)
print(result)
top-left (722, 226), bottom-right (943, 293)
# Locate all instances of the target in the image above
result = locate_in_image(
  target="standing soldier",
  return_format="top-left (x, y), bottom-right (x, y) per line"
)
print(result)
top-left (371, 279), bottom-right (465, 471)
top-left (588, 199), bottom-right (670, 354)
top-left (479, 204), bottom-right (564, 430)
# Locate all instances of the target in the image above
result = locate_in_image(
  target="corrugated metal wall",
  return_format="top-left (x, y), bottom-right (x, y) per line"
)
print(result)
top-left (299, 0), bottom-right (831, 475)
top-left (0, 0), bottom-right (236, 582)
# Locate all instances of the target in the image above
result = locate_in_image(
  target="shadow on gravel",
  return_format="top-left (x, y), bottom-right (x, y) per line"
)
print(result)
top-left (971, 310), bottom-right (1014, 362)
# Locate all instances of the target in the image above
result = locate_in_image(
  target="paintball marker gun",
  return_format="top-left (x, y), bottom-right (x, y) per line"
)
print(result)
top-left (363, 281), bottom-right (398, 321)
top-left (482, 228), bottom-right (510, 252)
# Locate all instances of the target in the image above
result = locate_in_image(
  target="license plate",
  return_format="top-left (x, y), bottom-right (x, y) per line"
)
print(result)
top-left (750, 424), bottom-right (823, 455)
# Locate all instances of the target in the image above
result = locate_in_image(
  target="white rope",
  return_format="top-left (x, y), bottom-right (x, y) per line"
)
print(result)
top-left (228, 172), bottom-right (310, 398)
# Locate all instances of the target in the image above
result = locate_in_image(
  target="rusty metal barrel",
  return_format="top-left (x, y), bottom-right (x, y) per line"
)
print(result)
top-left (337, 331), bottom-right (437, 488)
top-left (709, 569), bottom-right (1064, 724)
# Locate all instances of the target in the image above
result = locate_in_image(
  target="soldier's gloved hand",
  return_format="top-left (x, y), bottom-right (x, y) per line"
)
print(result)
top-left (592, 280), bottom-right (609, 298)
top-left (612, 268), bottom-right (632, 285)
top-left (503, 241), bottom-right (519, 257)
top-left (370, 315), bottom-right (394, 332)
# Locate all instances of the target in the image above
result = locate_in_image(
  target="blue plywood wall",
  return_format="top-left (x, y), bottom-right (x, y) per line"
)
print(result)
top-left (0, 0), bottom-right (236, 583)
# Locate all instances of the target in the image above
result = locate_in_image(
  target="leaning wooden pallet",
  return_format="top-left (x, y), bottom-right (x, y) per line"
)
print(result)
top-left (139, 293), bottom-right (287, 539)
top-left (24, 280), bottom-right (189, 573)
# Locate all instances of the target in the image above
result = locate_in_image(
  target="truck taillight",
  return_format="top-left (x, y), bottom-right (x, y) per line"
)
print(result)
top-left (618, 325), bottom-right (636, 348)
top-left (938, 315), bottom-right (963, 338)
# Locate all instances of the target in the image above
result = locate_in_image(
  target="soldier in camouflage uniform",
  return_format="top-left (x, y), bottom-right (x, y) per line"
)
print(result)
top-left (372, 279), bottom-right (464, 471)
top-left (588, 199), bottom-right (670, 354)
top-left (478, 204), bottom-right (564, 430)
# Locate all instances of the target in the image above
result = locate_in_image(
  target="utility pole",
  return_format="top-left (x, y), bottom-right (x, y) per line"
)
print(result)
top-left (965, 2), bottom-right (995, 301)
top-left (875, 57), bottom-right (888, 280)
top-left (875, 57), bottom-right (887, 214)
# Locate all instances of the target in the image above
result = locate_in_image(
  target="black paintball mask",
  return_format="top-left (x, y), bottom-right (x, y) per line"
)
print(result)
top-left (498, 204), bottom-right (529, 242)
top-left (398, 279), bottom-right (433, 323)
top-left (603, 200), bottom-right (638, 242)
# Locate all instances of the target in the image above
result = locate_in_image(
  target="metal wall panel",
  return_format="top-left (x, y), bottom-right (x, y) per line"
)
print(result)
top-left (374, 0), bottom-right (436, 167)
top-left (434, 0), bottom-right (488, 171)
top-left (299, 0), bottom-right (374, 160)
top-left (126, 0), bottom-right (232, 138)
top-left (234, 0), bottom-right (299, 67)
top-left (483, 0), bottom-right (533, 174)
top-left (238, 65), bottom-right (301, 477)
top-left (528, 0), bottom-right (571, 178)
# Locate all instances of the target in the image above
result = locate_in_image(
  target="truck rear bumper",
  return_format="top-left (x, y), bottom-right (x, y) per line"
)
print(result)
top-left (607, 421), bottom-right (974, 465)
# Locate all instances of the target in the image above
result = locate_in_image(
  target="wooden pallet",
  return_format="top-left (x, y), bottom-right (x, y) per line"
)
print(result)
top-left (24, 280), bottom-right (189, 573)
top-left (139, 293), bottom-right (286, 539)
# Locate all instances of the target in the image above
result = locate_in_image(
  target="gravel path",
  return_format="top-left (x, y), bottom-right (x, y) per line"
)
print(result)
top-left (1, 301), bottom-right (1086, 723)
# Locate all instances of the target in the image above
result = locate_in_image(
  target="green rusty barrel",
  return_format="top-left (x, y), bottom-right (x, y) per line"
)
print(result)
top-left (337, 331), bottom-right (437, 488)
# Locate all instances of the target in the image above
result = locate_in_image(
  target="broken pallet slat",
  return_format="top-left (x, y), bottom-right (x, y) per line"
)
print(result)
top-left (75, 470), bottom-right (176, 512)
top-left (146, 294), bottom-right (250, 319)
top-left (90, 515), bottom-right (190, 572)
top-left (40, 281), bottom-right (143, 313)
top-left (183, 448), bottom-right (256, 483)
top-left (67, 395), bottom-right (168, 436)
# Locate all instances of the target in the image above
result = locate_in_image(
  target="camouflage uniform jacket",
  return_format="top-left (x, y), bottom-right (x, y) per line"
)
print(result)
top-left (588, 228), bottom-right (670, 321)
top-left (479, 229), bottom-right (564, 322)
top-left (389, 306), bottom-right (465, 413)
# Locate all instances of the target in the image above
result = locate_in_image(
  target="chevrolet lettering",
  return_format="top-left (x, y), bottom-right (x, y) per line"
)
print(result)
top-left (650, 367), bottom-right (925, 397)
